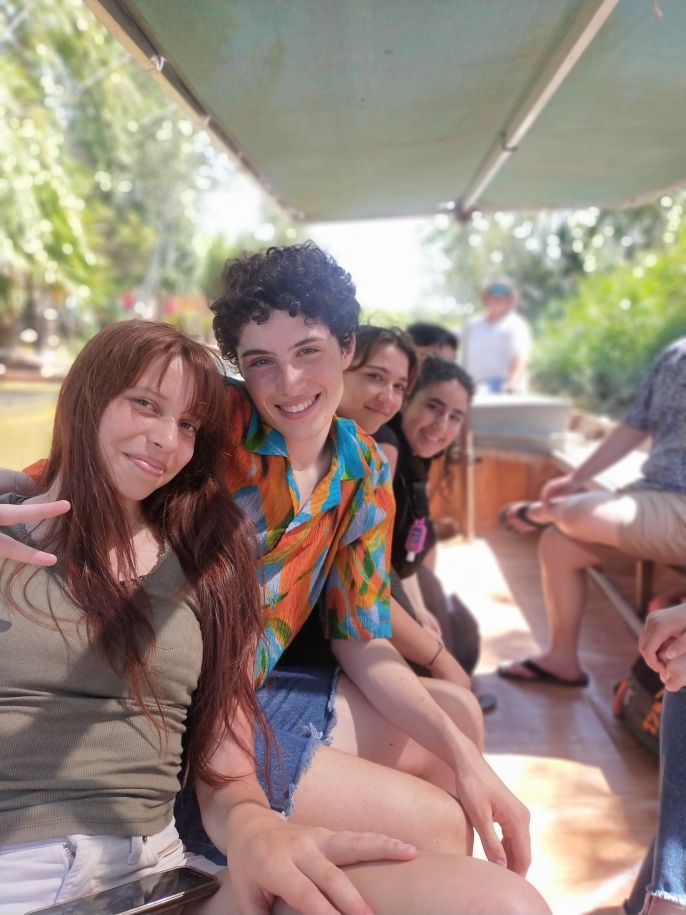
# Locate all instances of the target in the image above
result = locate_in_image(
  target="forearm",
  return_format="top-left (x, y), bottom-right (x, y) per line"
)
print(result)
top-left (390, 598), bottom-right (441, 664)
top-left (389, 597), bottom-right (469, 687)
top-left (196, 711), bottom-right (272, 852)
top-left (570, 423), bottom-right (648, 485)
top-left (332, 637), bottom-right (474, 772)
top-left (332, 637), bottom-right (531, 875)
top-left (198, 772), bottom-right (273, 854)
top-left (507, 354), bottom-right (527, 390)
top-left (401, 573), bottom-right (429, 619)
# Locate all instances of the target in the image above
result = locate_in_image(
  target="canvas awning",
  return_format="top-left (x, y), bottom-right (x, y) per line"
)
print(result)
top-left (85, 0), bottom-right (686, 221)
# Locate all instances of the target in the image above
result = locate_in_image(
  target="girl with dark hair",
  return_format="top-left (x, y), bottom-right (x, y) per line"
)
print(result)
top-left (378, 355), bottom-right (475, 578)
top-left (375, 356), bottom-right (484, 683)
top-left (339, 339), bottom-right (483, 683)
top-left (337, 325), bottom-right (418, 456)
top-left (338, 326), bottom-right (416, 444)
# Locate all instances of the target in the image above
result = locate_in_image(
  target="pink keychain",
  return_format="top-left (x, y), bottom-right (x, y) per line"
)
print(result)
top-left (405, 517), bottom-right (428, 562)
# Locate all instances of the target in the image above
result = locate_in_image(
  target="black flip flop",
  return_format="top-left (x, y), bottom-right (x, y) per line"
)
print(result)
top-left (497, 658), bottom-right (589, 688)
top-left (499, 501), bottom-right (550, 535)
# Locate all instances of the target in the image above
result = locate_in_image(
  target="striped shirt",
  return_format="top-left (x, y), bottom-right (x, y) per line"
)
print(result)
top-left (224, 381), bottom-right (394, 685)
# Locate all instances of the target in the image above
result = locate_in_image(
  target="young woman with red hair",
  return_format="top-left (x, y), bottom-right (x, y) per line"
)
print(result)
top-left (0, 320), bottom-right (269, 910)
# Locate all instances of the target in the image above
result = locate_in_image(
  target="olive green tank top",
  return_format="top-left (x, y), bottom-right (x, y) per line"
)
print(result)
top-left (0, 496), bottom-right (203, 844)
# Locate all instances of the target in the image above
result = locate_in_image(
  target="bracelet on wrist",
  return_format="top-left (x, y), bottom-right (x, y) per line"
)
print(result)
top-left (425, 640), bottom-right (444, 668)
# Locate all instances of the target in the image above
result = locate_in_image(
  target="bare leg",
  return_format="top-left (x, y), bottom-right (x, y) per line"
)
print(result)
top-left (192, 679), bottom-right (549, 915)
top-left (503, 493), bottom-right (644, 681)
top-left (196, 855), bottom-right (552, 915)
top-left (643, 901), bottom-right (686, 915)
top-left (288, 673), bottom-right (490, 855)
top-left (330, 672), bottom-right (483, 793)
top-left (508, 491), bottom-right (638, 548)
top-left (503, 526), bottom-right (604, 681)
top-left (287, 854), bottom-right (553, 915)
top-left (291, 745), bottom-right (470, 854)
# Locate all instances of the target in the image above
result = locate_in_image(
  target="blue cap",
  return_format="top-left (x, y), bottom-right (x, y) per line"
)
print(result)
top-left (484, 282), bottom-right (513, 298)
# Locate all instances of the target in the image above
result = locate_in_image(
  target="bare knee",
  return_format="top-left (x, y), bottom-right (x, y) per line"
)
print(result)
top-left (492, 872), bottom-right (552, 915)
top-left (374, 774), bottom-right (472, 855)
top-left (539, 523), bottom-right (569, 556)
top-left (292, 746), bottom-right (470, 856)
top-left (539, 526), bottom-right (572, 572)
top-left (443, 860), bottom-right (551, 915)
top-left (416, 784), bottom-right (472, 855)
top-left (538, 524), bottom-right (595, 572)
top-left (551, 491), bottom-right (631, 550)
top-left (311, 855), bottom-right (552, 915)
top-left (553, 494), bottom-right (599, 535)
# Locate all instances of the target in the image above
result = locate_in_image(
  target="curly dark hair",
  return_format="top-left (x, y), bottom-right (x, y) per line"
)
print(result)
top-left (211, 241), bottom-right (360, 364)
top-left (408, 354), bottom-right (476, 402)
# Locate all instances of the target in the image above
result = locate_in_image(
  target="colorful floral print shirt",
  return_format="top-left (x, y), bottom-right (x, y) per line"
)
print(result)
top-left (224, 381), bottom-right (394, 686)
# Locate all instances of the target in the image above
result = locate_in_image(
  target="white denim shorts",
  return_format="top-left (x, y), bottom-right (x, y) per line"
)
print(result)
top-left (0, 818), bottom-right (185, 915)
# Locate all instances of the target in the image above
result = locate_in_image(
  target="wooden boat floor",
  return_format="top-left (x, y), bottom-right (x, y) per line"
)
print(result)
top-left (435, 530), bottom-right (659, 915)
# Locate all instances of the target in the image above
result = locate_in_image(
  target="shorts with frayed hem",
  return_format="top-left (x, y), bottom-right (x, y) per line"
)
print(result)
top-left (175, 665), bottom-right (340, 866)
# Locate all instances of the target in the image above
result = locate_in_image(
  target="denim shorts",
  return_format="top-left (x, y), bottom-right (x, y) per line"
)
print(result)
top-left (175, 665), bottom-right (340, 866)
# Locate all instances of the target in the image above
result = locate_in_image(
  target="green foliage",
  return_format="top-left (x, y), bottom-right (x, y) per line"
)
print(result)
top-left (532, 226), bottom-right (686, 417)
top-left (0, 0), bottom-right (292, 347)
top-left (1, 2), bottom-right (109, 308)
top-left (423, 212), bottom-right (584, 326)
top-left (422, 190), bottom-right (686, 416)
top-left (423, 197), bottom-right (682, 326)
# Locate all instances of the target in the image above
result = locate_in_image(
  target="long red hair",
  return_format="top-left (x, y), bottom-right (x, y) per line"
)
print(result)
top-left (36, 319), bottom-right (264, 784)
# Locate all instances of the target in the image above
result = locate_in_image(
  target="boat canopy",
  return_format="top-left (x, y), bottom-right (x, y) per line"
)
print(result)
top-left (85, 0), bottom-right (686, 221)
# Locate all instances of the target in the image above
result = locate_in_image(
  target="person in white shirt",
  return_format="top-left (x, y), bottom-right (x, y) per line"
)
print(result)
top-left (463, 279), bottom-right (532, 393)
